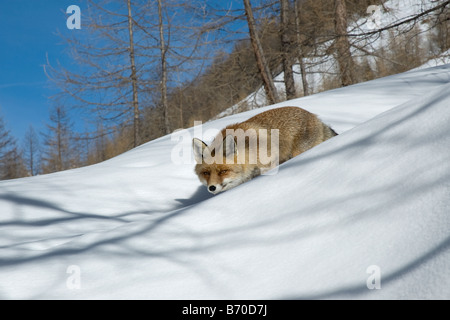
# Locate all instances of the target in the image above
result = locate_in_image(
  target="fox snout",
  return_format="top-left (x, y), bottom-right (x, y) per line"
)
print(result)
top-left (207, 182), bottom-right (233, 194)
top-left (200, 170), bottom-right (234, 194)
top-left (207, 184), bottom-right (221, 194)
top-left (206, 178), bottom-right (240, 194)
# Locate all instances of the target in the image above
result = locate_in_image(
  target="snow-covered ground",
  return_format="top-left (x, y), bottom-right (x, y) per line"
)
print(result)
top-left (1, 64), bottom-right (450, 299)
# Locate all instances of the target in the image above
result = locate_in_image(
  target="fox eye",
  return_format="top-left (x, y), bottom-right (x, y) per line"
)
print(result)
top-left (202, 171), bottom-right (210, 176)
top-left (219, 170), bottom-right (228, 176)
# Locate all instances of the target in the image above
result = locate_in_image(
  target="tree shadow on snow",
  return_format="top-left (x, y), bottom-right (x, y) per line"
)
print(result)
top-left (280, 235), bottom-right (450, 299)
top-left (1, 82), bottom-right (450, 298)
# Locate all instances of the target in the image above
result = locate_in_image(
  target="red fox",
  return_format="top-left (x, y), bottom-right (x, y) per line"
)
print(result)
top-left (193, 106), bottom-right (337, 194)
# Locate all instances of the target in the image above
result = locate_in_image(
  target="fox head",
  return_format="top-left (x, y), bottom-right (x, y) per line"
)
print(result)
top-left (192, 136), bottom-right (257, 194)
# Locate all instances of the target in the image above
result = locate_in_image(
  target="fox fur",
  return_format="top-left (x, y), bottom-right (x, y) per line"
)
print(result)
top-left (193, 106), bottom-right (337, 194)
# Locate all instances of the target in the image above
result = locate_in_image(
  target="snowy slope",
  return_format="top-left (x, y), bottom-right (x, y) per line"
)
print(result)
top-left (213, 0), bottom-right (450, 117)
top-left (0, 65), bottom-right (449, 299)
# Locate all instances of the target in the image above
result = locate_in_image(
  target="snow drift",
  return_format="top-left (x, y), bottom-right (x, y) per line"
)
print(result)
top-left (0, 64), bottom-right (449, 299)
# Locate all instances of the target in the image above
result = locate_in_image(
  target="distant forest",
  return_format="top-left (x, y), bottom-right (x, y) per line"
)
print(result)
top-left (1, 0), bottom-right (449, 179)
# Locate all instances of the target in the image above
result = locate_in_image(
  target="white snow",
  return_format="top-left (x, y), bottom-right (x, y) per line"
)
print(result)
top-left (1, 64), bottom-right (450, 299)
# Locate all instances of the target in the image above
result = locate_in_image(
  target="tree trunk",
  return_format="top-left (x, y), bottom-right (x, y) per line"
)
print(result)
top-left (157, 0), bottom-right (171, 134)
top-left (280, 0), bottom-right (296, 100)
top-left (127, 0), bottom-right (140, 147)
top-left (243, 0), bottom-right (280, 105)
top-left (294, 0), bottom-right (309, 96)
top-left (334, 0), bottom-right (355, 87)
top-left (56, 107), bottom-right (63, 171)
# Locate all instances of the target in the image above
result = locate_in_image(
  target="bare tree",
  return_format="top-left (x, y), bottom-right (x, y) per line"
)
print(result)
top-left (334, 0), bottom-right (355, 87)
top-left (243, 0), bottom-right (280, 104)
top-left (0, 117), bottom-right (14, 162)
top-left (22, 125), bottom-right (41, 176)
top-left (346, 0), bottom-right (450, 79)
top-left (0, 116), bottom-right (26, 179)
top-left (280, 0), bottom-right (296, 100)
top-left (45, 0), bottom-right (156, 149)
top-left (347, 0), bottom-right (450, 38)
top-left (294, 0), bottom-right (310, 96)
top-left (126, 0), bottom-right (141, 147)
top-left (1, 147), bottom-right (26, 180)
top-left (41, 105), bottom-right (76, 173)
top-left (0, 117), bottom-right (16, 179)
top-left (157, 0), bottom-right (170, 134)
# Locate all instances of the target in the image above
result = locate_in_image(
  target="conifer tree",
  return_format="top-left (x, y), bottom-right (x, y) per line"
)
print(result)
top-left (41, 106), bottom-right (77, 173)
top-left (22, 125), bottom-right (41, 176)
top-left (0, 116), bottom-right (26, 179)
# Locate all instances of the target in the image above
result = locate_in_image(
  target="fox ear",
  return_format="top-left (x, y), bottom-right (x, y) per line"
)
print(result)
top-left (223, 135), bottom-right (238, 158)
top-left (192, 138), bottom-right (208, 163)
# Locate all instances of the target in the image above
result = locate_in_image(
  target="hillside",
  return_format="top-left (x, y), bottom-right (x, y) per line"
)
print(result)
top-left (215, 0), bottom-right (450, 119)
top-left (0, 64), bottom-right (449, 299)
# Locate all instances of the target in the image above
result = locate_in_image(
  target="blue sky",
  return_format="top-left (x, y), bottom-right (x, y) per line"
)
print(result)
top-left (0, 0), bottom-right (247, 144)
top-left (0, 0), bottom-right (82, 142)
